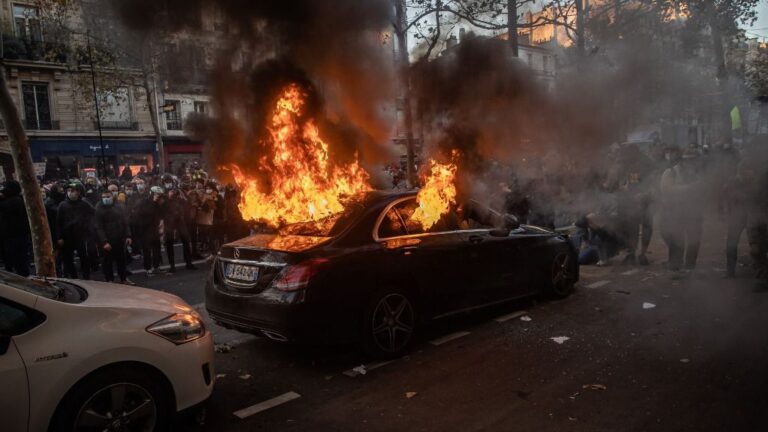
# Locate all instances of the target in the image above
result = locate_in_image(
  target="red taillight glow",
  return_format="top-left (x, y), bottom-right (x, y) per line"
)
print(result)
top-left (272, 258), bottom-right (330, 292)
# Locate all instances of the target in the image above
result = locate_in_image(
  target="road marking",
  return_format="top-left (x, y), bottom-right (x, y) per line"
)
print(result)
top-left (586, 280), bottom-right (611, 289)
top-left (494, 310), bottom-right (528, 323)
top-left (621, 269), bottom-right (639, 276)
top-left (430, 331), bottom-right (471, 346)
top-left (342, 360), bottom-right (395, 377)
top-left (233, 392), bottom-right (301, 419)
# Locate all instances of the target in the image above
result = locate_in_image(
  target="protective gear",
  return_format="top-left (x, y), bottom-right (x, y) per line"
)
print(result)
top-left (67, 191), bottom-right (81, 201)
top-left (125, 189), bottom-right (135, 196)
top-left (136, 183), bottom-right (146, 193)
top-left (150, 186), bottom-right (164, 195)
top-left (164, 183), bottom-right (174, 190)
top-left (101, 197), bottom-right (114, 206)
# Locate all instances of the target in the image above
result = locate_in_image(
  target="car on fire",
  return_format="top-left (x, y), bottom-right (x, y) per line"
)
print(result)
top-left (0, 271), bottom-right (214, 432)
top-left (206, 190), bottom-right (578, 357)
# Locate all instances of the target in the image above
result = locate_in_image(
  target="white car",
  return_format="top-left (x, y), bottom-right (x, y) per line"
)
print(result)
top-left (0, 271), bottom-right (215, 432)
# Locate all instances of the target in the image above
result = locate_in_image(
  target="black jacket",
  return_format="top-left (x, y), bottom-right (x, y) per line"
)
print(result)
top-left (94, 203), bottom-right (131, 244)
top-left (131, 196), bottom-right (162, 232)
top-left (0, 194), bottom-right (29, 238)
top-left (161, 197), bottom-right (188, 233)
top-left (44, 193), bottom-right (65, 242)
top-left (56, 198), bottom-right (95, 240)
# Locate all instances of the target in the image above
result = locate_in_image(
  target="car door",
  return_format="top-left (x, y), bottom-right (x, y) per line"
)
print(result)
top-left (0, 297), bottom-right (38, 432)
top-left (374, 198), bottom-right (471, 317)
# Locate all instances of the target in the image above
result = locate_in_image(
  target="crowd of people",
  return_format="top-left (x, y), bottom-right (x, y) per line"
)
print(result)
top-left (0, 163), bottom-right (249, 284)
top-left (502, 139), bottom-right (768, 280)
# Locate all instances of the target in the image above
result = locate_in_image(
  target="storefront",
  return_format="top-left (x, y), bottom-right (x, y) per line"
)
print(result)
top-left (30, 138), bottom-right (157, 180)
top-left (164, 137), bottom-right (204, 176)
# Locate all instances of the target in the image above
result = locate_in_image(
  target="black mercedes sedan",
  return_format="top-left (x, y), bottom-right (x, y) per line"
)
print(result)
top-left (205, 190), bottom-right (578, 357)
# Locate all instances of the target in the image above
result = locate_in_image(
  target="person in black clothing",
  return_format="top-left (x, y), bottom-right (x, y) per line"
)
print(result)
top-left (0, 181), bottom-right (31, 276)
top-left (57, 182), bottom-right (95, 279)
top-left (44, 181), bottom-right (67, 276)
top-left (133, 186), bottom-right (164, 275)
top-left (162, 187), bottom-right (196, 272)
top-left (94, 190), bottom-right (134, 284)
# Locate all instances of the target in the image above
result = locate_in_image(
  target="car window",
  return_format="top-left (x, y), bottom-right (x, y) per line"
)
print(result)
top-left (377, 208), bottom-right (407, 238)
top-left (392, 199), bottom-right (462, 235)
top-left (0, 297), bottom-right (45, 336)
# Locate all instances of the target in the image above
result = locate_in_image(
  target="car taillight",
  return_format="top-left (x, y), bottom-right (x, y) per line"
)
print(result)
top-left (272, 258), bottom-right (329, 292)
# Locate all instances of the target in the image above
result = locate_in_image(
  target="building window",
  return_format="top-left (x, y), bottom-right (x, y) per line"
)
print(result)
top-left (194, 101), bottom-right (208, 114)
top-left (22, 82), bottom-right (52, 130)
top-left (13, 4), bottom-right (42, 44)
top-left (98, 87), bottom-right (134, 129)
top-left (165, 99), bottom-right (182, 130)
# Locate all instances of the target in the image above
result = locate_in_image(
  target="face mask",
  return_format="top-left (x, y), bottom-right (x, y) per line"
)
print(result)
top-left (102, 197), bottom-right (114, 206)
top-left (126, 189), bottom-right (134, 196)
top-left (110, 191), bottom-right (118, 198)
top-left (205, 189), bottom-right (213, 194)
top-left (67, 191), bottom-right (80, 201)
top-left (137, 184), bottom-right (146, 192)
top-left (164, 183), bottom-right (173, 190)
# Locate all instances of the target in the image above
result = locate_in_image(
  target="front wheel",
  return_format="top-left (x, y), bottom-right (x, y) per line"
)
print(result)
top-left (50, 366), bottom-right (172, 432)
top-left (548, 252), bottom-right (576, 299)
top-left (361, 290), bottom-right (417, 359)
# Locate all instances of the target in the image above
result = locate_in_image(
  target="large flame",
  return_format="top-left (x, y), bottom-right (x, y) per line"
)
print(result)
top-left (411, 150), bottom-right (460, 229)
top-left (229, 84), bottom-right (372, 228)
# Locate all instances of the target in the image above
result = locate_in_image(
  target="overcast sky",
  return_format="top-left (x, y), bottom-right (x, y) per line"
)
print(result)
top-left (746, 2), bottom-right (768, 41)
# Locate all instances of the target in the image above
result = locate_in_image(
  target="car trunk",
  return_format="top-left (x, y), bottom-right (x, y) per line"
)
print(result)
top-left (216, 234), bottom-right (331, 295)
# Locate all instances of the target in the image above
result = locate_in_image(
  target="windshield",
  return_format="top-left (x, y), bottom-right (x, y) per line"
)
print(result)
top-left (278, 195), bottom-right (367, 237)
top-left (0, 271), bottom-right (86, 303)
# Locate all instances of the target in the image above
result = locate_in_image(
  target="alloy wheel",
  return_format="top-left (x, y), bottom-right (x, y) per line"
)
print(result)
top-left (371, 293), bottom-right (415, 354)
top-left (551, 253), bottom-right (573, 295)
top-left (74, 383), bottom-right (157, 432)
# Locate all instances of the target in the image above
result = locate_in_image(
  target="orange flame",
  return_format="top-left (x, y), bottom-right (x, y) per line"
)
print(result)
top-left (411, 150), bottom-right (460, 229)
top-left (229, 84), bottom-right (371, 228)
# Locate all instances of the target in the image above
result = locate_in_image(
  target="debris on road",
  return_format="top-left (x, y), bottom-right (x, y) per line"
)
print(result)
top-left (615, 290), bottom-right (631, 295)
top-left (582, 384), bottom-right (607, 391)
top-left (239, 373), bottom-right (252, 380)
top-left (215, 343), bottom-right (233, 353)
top-left (405, 392), bottom-right (418, 399)
top-left (216, 373), bottom-right (227, 379)
top-left (551, 336), bottom-right (570, 344)
top-left (352, 365), bottom-right (367, 376)
top-left (643, 302), bottom-right (656, 309)
top-left (520, 315), bottom-right (532, 322)
top-left (680, 358), bottom-right (690, 363)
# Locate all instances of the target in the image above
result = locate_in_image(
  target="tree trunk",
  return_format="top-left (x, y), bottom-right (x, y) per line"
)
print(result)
top-left (0, 68), bottom-right (56, 277)
top-left (395, 0), bottom-right (418, 188)
top-left (575, 0), bottom-right (586, 57)
top-left (508, 0), bottom-right (519, 57)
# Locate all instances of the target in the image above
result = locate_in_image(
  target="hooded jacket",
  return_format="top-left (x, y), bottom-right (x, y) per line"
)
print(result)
top-left (0, 181), bottom-right (29, 237)
top-left (57, 197), bottom-right (95, 240)
top-left (95, 201), bottom-right (131, 244)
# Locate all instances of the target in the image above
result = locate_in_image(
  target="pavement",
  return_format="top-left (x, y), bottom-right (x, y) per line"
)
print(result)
top-left (121, 219), bottom-right (768, 431)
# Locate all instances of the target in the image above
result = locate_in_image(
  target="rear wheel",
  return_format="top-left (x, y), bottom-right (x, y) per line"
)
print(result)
top-left (362, 290), bottom-right (417, 359)
top-left (50, 365), bottom-right (172, 432)
top-left (548, 252), bottom-right (575, 299)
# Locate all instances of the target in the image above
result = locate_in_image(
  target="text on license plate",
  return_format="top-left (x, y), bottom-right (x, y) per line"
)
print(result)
top-left (225, 264), bottom-right (259, 282)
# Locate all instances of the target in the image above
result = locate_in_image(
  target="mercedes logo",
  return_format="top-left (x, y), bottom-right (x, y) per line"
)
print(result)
top-left (234, 248), bottom-right (241, 259)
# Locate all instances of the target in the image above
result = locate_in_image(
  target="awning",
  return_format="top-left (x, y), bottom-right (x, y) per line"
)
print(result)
top-left (30, 138), bottom-right (157, 161)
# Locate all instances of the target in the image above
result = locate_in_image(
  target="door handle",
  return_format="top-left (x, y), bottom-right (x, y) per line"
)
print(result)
top-left (468, 235), bottom-right (484, 244)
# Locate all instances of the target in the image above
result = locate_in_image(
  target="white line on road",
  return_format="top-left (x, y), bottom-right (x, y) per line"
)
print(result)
top-left (494, 310), bottom-right (528, 323)
top-left (430, 331), bottom-right (471, 346)
top-left (342, 360), bottom-right (395, 377)
top-left (233, 392), bottom-right (301, 419)
top-left (621, 269), bottom-right (640, 276)
top-left (586, 280), bottom-right (611, 289)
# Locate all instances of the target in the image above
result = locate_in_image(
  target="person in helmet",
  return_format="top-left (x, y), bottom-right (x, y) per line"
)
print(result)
top-left (57, 182), bottom-right (95, 279)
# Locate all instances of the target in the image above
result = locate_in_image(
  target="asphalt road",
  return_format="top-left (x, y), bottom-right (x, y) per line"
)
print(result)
top-left (125, 219), bottom-right (768, 431)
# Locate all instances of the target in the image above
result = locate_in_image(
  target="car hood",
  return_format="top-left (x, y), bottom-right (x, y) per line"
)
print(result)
top-left (67, 279), bottom-right (194, 315)
top-left (227, 234), bottom-right (331, 253)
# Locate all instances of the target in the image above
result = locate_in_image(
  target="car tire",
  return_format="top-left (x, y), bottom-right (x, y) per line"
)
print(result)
top-left (548, 251), bottom-right (575, 299)
top-left (50, 365), bottom-right (173, 432)
top-left (361, 288), bottom-right (418, 359)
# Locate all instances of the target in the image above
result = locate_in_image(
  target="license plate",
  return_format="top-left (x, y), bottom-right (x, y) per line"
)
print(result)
top-left (225, 264), bottom-right (259, 283)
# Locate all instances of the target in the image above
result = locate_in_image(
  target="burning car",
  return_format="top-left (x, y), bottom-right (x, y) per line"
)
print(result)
top-left (205, 190), bottom-right (578, 358)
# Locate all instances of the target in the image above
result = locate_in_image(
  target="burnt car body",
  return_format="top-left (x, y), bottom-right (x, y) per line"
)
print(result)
top-left (206, 190), bottom-right (579, 357)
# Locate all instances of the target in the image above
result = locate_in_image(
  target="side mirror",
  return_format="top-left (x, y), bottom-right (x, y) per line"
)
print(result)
top-left (503, 214), bottom-right (520, 230)
top-left (489, 228), bottom-right (510, 237)
top-left (0, 335), bottom-right (10, 356)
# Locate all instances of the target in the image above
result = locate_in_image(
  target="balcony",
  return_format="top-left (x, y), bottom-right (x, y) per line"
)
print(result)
top-left (95, 120), bottom-right (139, 131)
top-left (2, 35), bottom-right (68, 63)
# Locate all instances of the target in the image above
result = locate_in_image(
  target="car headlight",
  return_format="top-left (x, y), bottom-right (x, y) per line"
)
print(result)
top-left (147, 313), bottom-right (205, 344)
